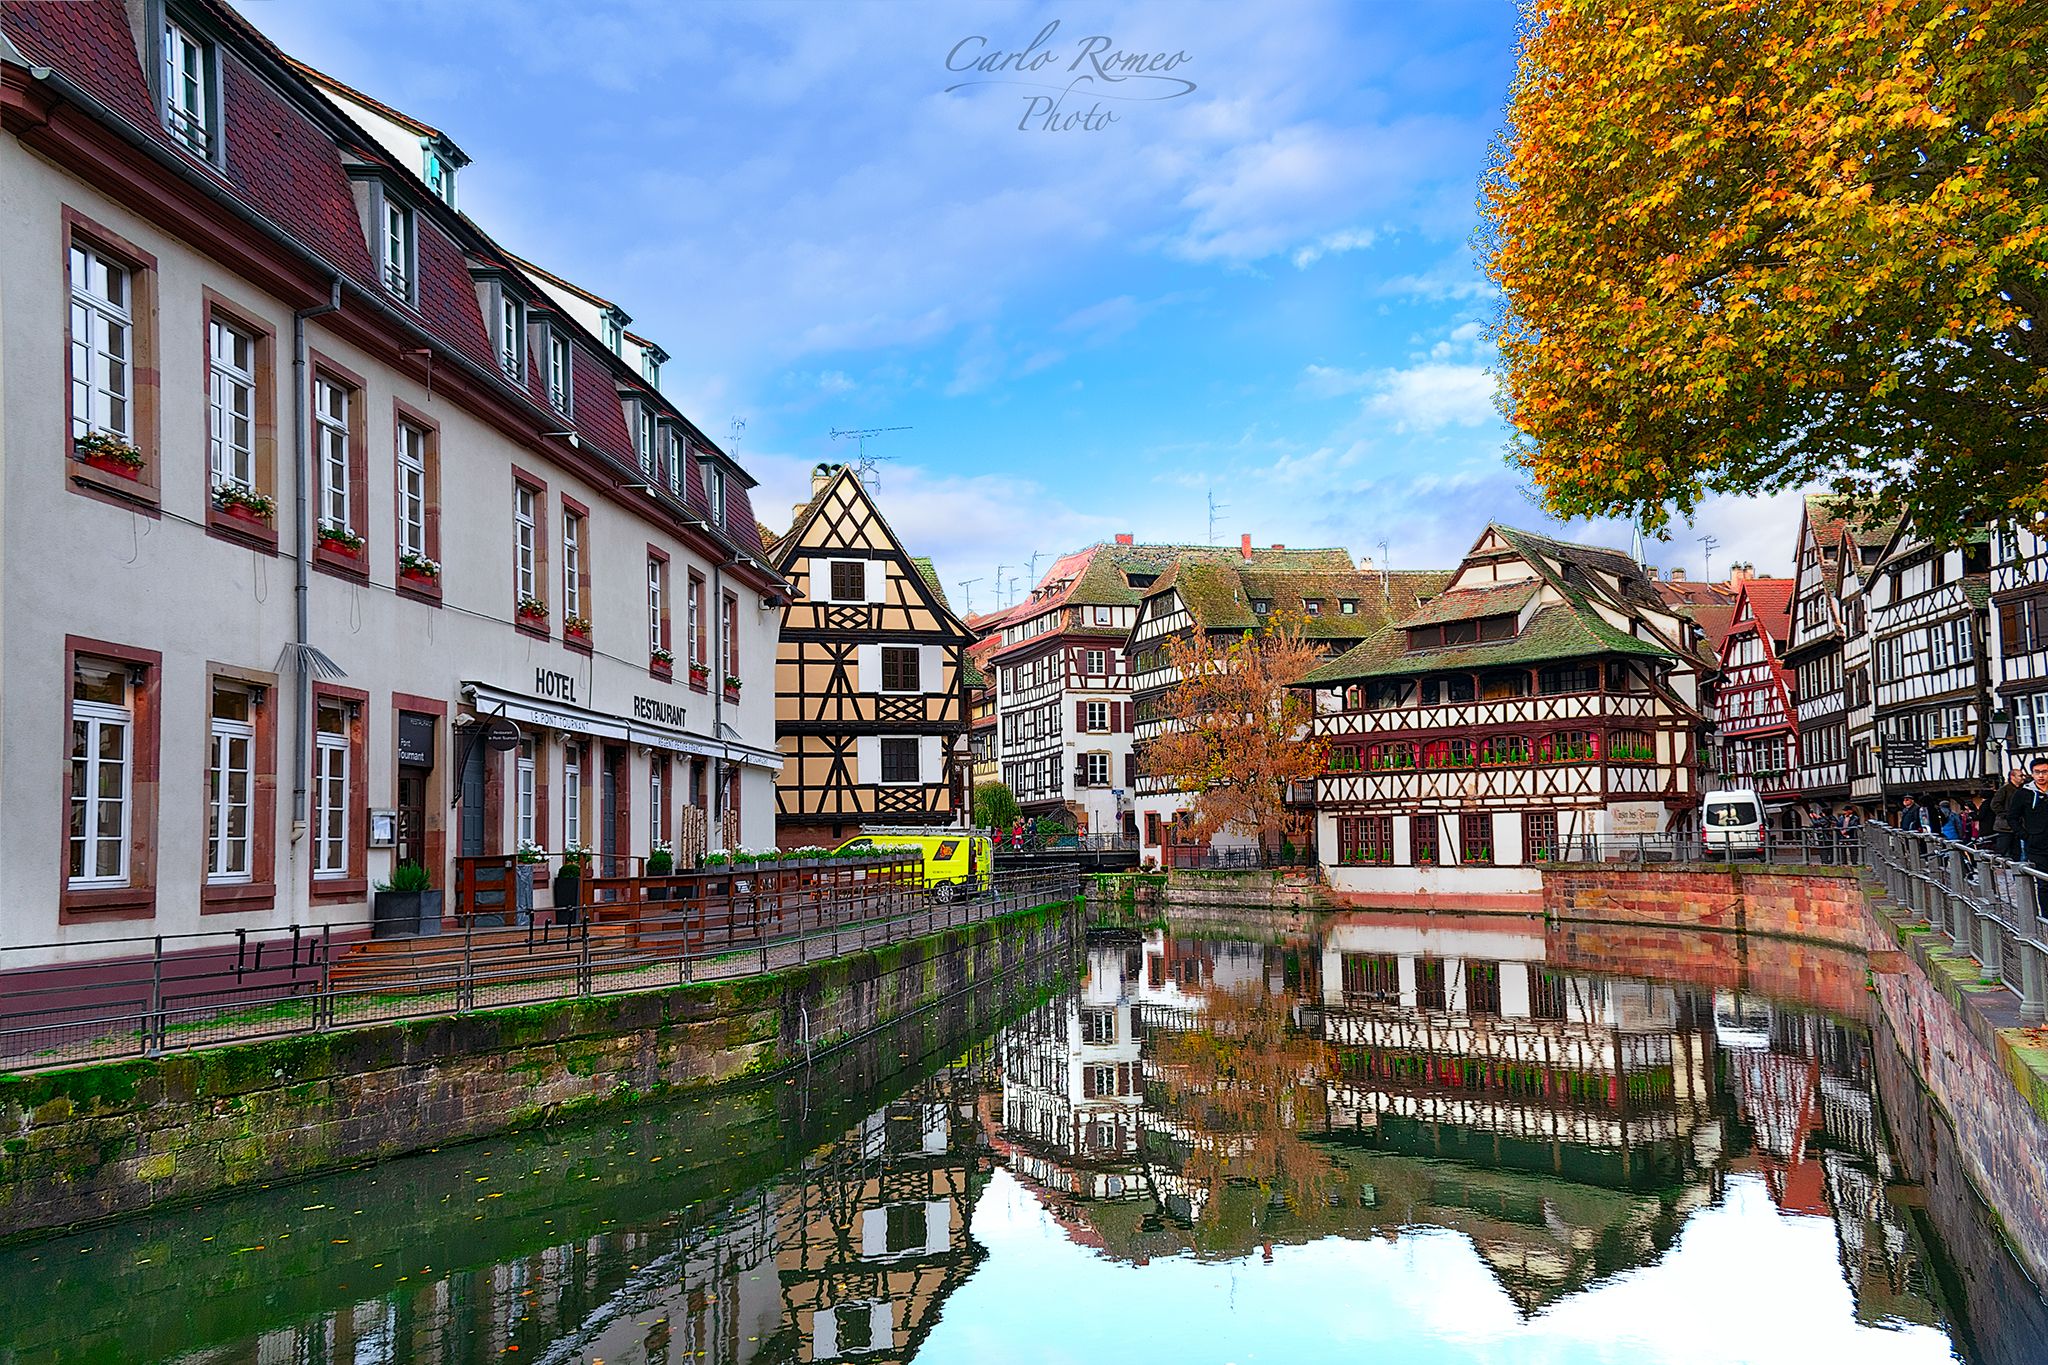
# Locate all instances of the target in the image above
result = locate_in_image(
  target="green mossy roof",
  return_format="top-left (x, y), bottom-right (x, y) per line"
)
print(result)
top-left (1298, 603), bottom-right (1672, 685)
top-left (1149, 562), bottom-right (1449, 641)
top-left (1399, 580), bottom-right (1537, 627)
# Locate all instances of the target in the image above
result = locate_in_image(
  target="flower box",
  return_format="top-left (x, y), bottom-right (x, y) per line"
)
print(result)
top-left (563, 615), bottom-right (592, 643)
top-left (515, 596), bottom-right (549, 628)
top-left (223, 501), bottom-right (269, 526)
top-left (688, 664), bottom-right (711, 688)
top-left (400, 564), bottom-right (439, 585)
top-left (75, 432), bottom-right (144, 480)
top-left (318, 521), bottom-right (365, 556)
top-left (398, 551), bottom-right (440, 583)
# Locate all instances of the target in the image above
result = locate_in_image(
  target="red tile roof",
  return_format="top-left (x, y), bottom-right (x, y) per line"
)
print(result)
top-left (1734, 578), bottom-right (1796, 645)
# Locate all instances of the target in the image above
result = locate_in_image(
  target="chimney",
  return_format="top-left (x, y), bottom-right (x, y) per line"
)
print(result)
top-left (1115, 533), bottom-right (1133, 546)
top-left (1358, 555), bottom-right (1374, 572)
top-left (1240, 533), bottom-right (1253, 561)
top-left (1668, 567), bottom-right (1687, 582)
top-left (810, 462), bottom-right (836, 496)
top-left (1729, 562), bottom-right (1753, 585)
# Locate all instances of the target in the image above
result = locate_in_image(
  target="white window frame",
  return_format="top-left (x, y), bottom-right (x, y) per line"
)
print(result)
top-left (161, 15), bottom-right (214, 158)
top-left (878, 736), bottom-right (921, 786)
top-left (68, 675), bottom-right (132, 888)
top-left (208, 317), bottom-right (256, 490)
top-left (69, 244), bottom-right (134, 442)
top-left (546, 331), bottom-right (572, 414)
top-left (313, 706), bottom-right (350, 879)
top-left (636, 407), bottom-right (657, 477)
top-left (648, 558), bottom-right (666, 655)
top-left (1085, 752), bottom-right (1110, 786)
top-left (515, 739), bottom-right (536, 847)
top-left (703, 461), bottom-right (727, 522)
top-left (664, 427), bottom-right (684, 493)
top-left (650, 761), bottom-right (666, 843)
top-left (563, 512), bottom-right (584, 621)
top-left (380, 198), bottom-right (414, 300)
top-left (643, 349), bottom-right (662, 387)
top-left (498, 293), bottom-right (523, 380)
top-left (207, 689), bottom-right (254, 884)
top-left (564, 745), bottom-right (583, 848)
top-left (601, 311), bottom-right (623, 355)
top-left (314, 377), bottom-right (351, 530)
top-left (879, 645), bottom-right (921, 695)
top-left (514, 485), bottom-right (538, 603)
top-left (688, 577), bottom-right (704, 666)
top-left (396, 422), bottom-right (427, 558)
top-left (1085, 649), bottom-right (1106, 676)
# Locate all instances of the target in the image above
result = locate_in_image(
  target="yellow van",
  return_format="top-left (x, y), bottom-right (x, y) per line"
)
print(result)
top-left (832, 827), bottom-right (993, 901)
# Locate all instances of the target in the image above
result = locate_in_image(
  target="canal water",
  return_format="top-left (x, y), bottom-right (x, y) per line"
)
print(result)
top-left (4, 912), bottom-right (2046, 1365)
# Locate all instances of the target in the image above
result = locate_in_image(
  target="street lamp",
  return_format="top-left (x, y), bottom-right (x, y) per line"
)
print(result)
top-left (1990, 705), bottom-right (2011, 774)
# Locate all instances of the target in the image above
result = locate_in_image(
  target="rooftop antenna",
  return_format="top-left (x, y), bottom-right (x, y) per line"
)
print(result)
top-left (958, 577), bottom-right (980, 613)
top-left (994, 564), bottom-right (1010, 609)
top-left (1025, 550), bottom-right (1048, 586)
top-left (830, 425), bottom-right (910, 488)
top-left (1630, 519), bottom-right (1646, 567)
top-left (1698, 533), bottom-right (1721, 584)
top-left (1007, 574), bottom-right (1020, 607)
top-left (1207, 488), bottom-right (1228, 547)
top-left (1376, 539), bottom-right (1391, 600)
top-left (728, 415), bottom-right (746, 457)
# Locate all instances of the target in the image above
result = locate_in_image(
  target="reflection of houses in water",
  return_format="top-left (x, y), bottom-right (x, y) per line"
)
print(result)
top-left (1716, 994), bottom-right (1943, 1327)
top-left (1311, 917), bottom-right (1723, 1190)
top-left (775, 1061), bottom-right (990, 1363)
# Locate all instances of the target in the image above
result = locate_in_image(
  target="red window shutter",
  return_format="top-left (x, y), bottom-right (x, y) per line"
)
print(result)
top-left (1125, 754), bottom-right (1137, 786)
top-left (1113, 701), bottom-right (1126, 732)
top-left (1076, 700), bottom-right (1087, 732)
top-left (1082, 1067), bottom-right (1097, 1098)
top-left (1118, 1063), bottom-right (1133, 1095)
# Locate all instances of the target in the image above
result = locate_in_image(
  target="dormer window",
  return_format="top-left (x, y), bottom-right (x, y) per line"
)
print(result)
top-left (601, 311), bottom-right (625, 355)
top-left (161, 15), bottom-right (216, 159)
top-left (641, 345), bottom-right (666, 389)
top-left (635, 406), bottom-right (657, 477)
top-left (380, 198), bottom-right (414, 301)
top-left (1304, 599), bottom-right (1323, 616)
top-left (545, 329), bottom-right (572, 415)
top-left (701, 459), bottom-right (727, 522)
top-left (497, 293), bottom-right (524, 380)
top-left (1251, 599), bottom-right (1271, 615)
top-left (663, 426), bottom-right (685, 492)
top-left (1340, 599), bottom-right (1358, 614)
top-left (423, 145), bottom-right (457, 207)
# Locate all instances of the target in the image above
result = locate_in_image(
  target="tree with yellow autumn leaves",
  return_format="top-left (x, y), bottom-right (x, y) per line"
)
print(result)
top-left (1141, 613), bottom-right (1327, 857)
top-left (1482, 0), bottom-right (2047, 543)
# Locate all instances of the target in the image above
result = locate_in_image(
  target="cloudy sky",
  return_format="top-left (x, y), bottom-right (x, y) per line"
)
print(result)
top-left (243, 0), bottom-right (1803, 612)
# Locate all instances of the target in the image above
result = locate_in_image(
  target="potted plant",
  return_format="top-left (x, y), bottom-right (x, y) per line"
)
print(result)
top-left (688, 661), bottom-right (711, 688)
top-left (318, 520), bottom-right (365, 556)
top-left (75, 430), bottom-right (144, 479)
top-left (564, 614), bottom-right (593, 643)
top-left (723, 673), bottom-right (743, 697)
top-left (213, 481), bottom-right (275, 525)
top-left (553, 843), bottom-right (591, 923)
top-left (372, 860), bottom-right (443, 938)
top-left (651, 645), bottom-right (675, 673)
top-left (516, 596), bottom-right (549, 628)
top-left (514, 838), bottom-right (547, 922)
top-left (399, 550), bottom-right (440, 584)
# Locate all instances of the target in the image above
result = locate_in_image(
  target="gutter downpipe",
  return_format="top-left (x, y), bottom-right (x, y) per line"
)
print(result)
top-left (291, 282), bottom-right (342, 833)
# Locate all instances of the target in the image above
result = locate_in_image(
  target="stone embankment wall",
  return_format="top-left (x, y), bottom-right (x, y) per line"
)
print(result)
top-left (1543, 864), bottom-right (1888, 950)
top-left (0, 898), bottom-right (1079, 1240)
top-left (1085, 868), bottom-right (1331, 925)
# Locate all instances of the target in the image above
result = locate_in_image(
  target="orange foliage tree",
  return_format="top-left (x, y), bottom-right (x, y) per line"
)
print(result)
top-left (1481, 0), bottom-right (2048, 543)
top-left (1140, 614), bottom-right (1327, 854)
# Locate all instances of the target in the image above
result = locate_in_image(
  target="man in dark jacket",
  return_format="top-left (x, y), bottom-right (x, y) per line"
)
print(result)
top-left (1898, 794), bottom-right (1930, 833)
top-left (1989, 768), bottom-right (2028, 859)
top-left (2013, 759), bottom-right (2048, 915)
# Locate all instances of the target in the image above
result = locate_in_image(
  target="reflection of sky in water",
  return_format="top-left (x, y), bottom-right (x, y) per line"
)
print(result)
top-left (919, 1173), bottom-right (1958, 1365)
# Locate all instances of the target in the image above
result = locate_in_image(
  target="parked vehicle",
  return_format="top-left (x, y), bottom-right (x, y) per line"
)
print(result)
top-left (833, 826), bottom-right (993, 902)
top-left (1701, 789), bottom-right (1765, 859)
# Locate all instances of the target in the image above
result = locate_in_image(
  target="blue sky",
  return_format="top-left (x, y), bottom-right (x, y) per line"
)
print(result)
top-left (242, 0), bottom-right (1802, 612)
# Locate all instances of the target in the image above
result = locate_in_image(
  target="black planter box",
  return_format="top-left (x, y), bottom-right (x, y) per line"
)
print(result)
top-left (372, 888), bottom-right (444, 938)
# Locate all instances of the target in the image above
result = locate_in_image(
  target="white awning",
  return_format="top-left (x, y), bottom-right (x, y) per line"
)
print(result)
top-left (462, 682), bottom-right (782, 773)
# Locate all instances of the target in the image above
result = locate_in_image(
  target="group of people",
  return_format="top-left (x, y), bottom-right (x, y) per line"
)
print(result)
top-left (1896, 760), bottom-right (2048, 895)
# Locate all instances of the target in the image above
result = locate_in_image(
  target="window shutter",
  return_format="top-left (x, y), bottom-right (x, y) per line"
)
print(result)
top-left (1118, 1063), bottom-right (1133, 1096)
top-left (1125, 754), bottom-right (1137, 786)
top-left (1076, 701), bottom-right (1087, 732)
top-left (1081, 1067), bottom-right (1097, 1098)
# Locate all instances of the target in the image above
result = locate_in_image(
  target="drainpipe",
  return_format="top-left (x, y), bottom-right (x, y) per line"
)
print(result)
top-left (290, 281), bottom-right (343, 834)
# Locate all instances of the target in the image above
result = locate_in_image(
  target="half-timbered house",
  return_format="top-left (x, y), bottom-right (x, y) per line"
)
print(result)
top-left (1993, 523), bottom-right (2048, 767)
top-left (769, 465), bottom-right (972, 847)
top-left (1834, 517), bottom-right (1895, 809)
top-left (1295, 526), bottom-right (1707, 909)
top-left (1716, 577), bottom-right (1801, 815)
top-left (1125, 556), bottom-right (1446, 866)
top-left (1869, 522), bottom-right (1994, 812)
top-left (990, 534), bottom-right (1353, 835)
top-left (1785, 498), bottom-right (1896, 813)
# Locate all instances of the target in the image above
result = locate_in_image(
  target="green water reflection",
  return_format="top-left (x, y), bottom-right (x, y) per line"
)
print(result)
top-left (0, 913), bottom-right (2036, 1364)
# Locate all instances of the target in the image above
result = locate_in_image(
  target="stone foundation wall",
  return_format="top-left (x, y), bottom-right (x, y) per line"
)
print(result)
top-left (1542, 864), bottom-right (1886, 949)
top-left (0, 898), bottom-right (1079, 1240)
top-left (1161, 867), bottom-right (1331, 910)
top-left (1544, 920), bottom-right (1872, 1021)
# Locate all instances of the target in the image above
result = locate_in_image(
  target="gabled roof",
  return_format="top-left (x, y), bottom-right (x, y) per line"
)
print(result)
top-left (1145, 562), bottom-right (1447, 642)
top-left (769, 466), bottom-right (970, 640)
top-left (1299, 603), bottom-right (1671, 686)
top-left (1398, 580), bottom-right (1537, 627)
top-left (1729, 578), bottom-right (1795, 647)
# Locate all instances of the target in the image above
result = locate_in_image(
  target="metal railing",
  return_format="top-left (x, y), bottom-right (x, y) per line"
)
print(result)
top-left (0, 868), bottom-right (1081, 1071)
top-left (1861, 823), bottom-right (2047, 1024)
top-left (1540, 828), bottom-right (1865, 866)
top-left (1163, 845), bottom-right (1315, 870)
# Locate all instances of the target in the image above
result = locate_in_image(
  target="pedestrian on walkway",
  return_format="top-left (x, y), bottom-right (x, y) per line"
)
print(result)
top-left (1899, 794), bottom-right (1930, 833)
top-left (1989, 768), bottom-right (2028, 859)
top-left (2011, 759), bottom-right (2048, 917)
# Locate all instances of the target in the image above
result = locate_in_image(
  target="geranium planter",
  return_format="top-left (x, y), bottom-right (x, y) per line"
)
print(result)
top-left (223, 502), bottom-right (269, 527)
top-left (80, 451), bottom-right (142, 480)
top-left (320, 534), bottom-right (364, 557)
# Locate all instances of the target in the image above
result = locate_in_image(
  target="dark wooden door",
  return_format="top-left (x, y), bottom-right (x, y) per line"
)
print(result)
top-left (396, 768), bottom-right (427, 867)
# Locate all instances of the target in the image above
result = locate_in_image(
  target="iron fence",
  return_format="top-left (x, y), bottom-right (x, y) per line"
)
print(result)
top-left (1163, 845), bottom-right (1315, 870)
top-left (0, 867), bottom-right (1081, 1071)
top-left (1861, 823), bottom-right (2048, 1025)
top-left (1541, 827), bottom-right (1865, 866)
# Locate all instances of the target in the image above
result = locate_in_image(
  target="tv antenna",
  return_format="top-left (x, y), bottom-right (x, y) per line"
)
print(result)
top-left (1698, 533), bottom-right (1721, 583)
top-left (958, 577), bottom-right (981, 613)
top-left (1376, 539), bottom-right (1391, 599)
top-left (994, 564), bottom-right (1010, 609)
top-left (1025, 550), bottom-right (1048, 587)
top-left (1207, 488), bottom-right (1228, 546)
top-left (728, 415), bottom-right (746, 457)
top-left (830, 425), bottom-right (910, 487)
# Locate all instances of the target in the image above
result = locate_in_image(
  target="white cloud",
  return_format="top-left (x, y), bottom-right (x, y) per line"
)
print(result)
top-left (1366, 362), bottom-right (1497, 432)
top-left (1378, 253), bottom-right (1498, 302)
top-left (1291, 226), bottom-right (1378, 269)
top-left (1299, 364), bottom-right (1373, 398)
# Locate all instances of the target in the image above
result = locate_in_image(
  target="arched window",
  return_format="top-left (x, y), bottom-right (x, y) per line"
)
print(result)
top-left (1368, 742), bottom-right (1415, 771)
top-left (1609, 729), bottom-right (1655, 763)
top-left (1477, 735), bottom-right (1529, 766)
top-left (1535, 731), bottom-right (1599, 763)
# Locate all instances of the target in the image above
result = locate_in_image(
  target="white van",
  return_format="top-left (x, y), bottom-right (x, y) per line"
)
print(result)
top-left (1701, 789), bottom-right (1765, 859)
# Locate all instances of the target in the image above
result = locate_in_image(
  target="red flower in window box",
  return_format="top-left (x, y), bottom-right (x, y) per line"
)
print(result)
top-left (564, 614), bottom-right (592, 642)
top-left (398, 551), bottom-right (440, 583)
top-left (650, 645), bottom-right (674, 677)
top-left (516, 595), bottom-right (549, 627)
top-left (75, 432), bottom-right (144, 480)
top-left (688, 663), bottom-right (711, 689)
